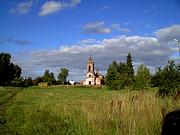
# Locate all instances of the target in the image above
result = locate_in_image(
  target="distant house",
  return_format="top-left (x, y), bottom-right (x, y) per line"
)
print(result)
top-left (83, 57), bottom-right (105, 85)
top-left (69, 80), bottom-right (75, 85)
top-left (38, 82), bottom-right (49, 87)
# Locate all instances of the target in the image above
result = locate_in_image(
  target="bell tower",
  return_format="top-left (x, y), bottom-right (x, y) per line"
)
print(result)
top-left (84, 57), bottom-right (95, 85)
top-left (87, 57), bottom-right (94, 73)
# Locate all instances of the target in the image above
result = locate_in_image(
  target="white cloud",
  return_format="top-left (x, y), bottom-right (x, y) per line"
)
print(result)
top-left (82, 21), bottom-right (112, 34)
top-left (154, 25), bottom-right (180, 43)
top-left (69, 0), bottom-right (81, 7)
top-left (82, 22), bottom-right (130, 34)
top-left (39, 1), bottom-right (64, 16)
top-left (14, 35), bottom-right (174, 80)
top-left (10, 1), bottom-right (34, 15)
top-left (111, 23), bottom-right (130, 33)
top-left (13, 25), bottom-right (180, 80)
top-left (39, 0), bottom-right (81, 16)
top-left (98, 6), bottom-right (109, 11)
top-left (77, 39), bottom-right (101, 45)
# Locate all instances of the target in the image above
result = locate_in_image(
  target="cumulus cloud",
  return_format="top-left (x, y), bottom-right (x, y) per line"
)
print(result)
top-left (154, 25), bottom-right (180, 43)
top-left (82, 21), bottom-right (112, 34)
top-left (77, 39), bottom-right (101, 45)
top-left (10, 1), bottom-right (34, 15)
top-left (15, 35), bottom-right (174, 80)
top-left (12, 25), bottom-right (180, 80)
top-left (39, 0), bottom-right (81, 16)
top-left (111, 23), bottom-right (130, 33)
top-left (38, 1), bottom-right (63, 16)
top-left (82, 22), bottom-right (130, 34)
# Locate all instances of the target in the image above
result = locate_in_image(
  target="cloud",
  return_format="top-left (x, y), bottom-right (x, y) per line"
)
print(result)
top-left (154, 25), bottom-right (180, 43)
top-left (13, 25), bottom-right (180, 80)
top-left (111, 23), bottom-right (130, 33)
top-left (82, 22), bottom-right (130, 34)
top-left (68, 0), bottom-right (81, 7)
top-left (14, 35), bottom-right (174, 80)
top-left (10, 1), bottom-right (34, 15)
top-left (39, 0), bottom-right (81, 16)
top-left (98, 6), bottom-right (109, 11)
top-left (77, 39), bottom-right (101, 45)
top-left (7, 37), bottom-right (32, 46)
top-left (38, 1), bottom-right (63, 16)
top-left (82, 21), bottom-right (112, 34)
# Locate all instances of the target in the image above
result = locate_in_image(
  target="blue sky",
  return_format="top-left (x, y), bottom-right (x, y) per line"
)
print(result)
top-left (0, 0), bottom-right (180, 80)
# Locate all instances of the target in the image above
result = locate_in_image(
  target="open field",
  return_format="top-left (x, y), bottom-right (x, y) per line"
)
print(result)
top-left (0, 86), bottom-right (179, 135)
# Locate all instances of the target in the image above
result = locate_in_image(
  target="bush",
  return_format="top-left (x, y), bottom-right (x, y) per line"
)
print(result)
top-left (11, 77), bottom-right (25, 87)
top-left (133, 64), bottom-right (151, 90)
top-left (152, 60), bottom-right (180, 97)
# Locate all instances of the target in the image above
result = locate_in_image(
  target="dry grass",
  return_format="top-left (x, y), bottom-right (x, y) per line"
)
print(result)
top-left (1, 86), bottom-right (179, 135)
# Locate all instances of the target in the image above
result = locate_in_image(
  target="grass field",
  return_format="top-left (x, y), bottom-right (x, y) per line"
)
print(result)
top-left (0, 86), bottom-right (179, 135)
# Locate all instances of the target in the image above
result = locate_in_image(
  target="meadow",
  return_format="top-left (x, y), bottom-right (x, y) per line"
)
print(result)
top-left (0, 86), bottom-right (179, 135)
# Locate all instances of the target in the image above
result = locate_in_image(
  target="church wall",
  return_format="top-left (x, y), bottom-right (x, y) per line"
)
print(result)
top-left (96, 78), bottom-right (101, 85)
top-left (83, 57), bottom-right (104, 86)
top-left (84, 77), bottom-right (95, 85)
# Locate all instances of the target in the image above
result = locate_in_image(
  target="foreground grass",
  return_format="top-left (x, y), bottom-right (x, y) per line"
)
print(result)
top-left (1, 86), bottom-right (180, 135)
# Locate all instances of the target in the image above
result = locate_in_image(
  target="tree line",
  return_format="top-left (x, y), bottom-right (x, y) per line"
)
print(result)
top-left (0, 52), bottom-right (69, 87)
top-left (105, 53), bottom-right (180, 96)
top-left (0, 52), bottom-right (179, 96)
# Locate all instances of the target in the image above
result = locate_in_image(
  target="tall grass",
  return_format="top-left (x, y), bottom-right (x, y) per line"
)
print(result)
top-left (2, 87), bottom-right (180, 135)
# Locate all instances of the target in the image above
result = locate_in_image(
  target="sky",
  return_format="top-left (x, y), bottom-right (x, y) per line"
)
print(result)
top-left (0, 0), bottom-right (180, 81)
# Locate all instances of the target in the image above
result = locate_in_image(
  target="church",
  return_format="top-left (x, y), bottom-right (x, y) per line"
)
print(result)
top-left (83, 57), bottom-right (105, 85)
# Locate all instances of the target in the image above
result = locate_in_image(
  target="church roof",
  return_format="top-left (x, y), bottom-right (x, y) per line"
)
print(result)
top-left (88, 56), bottom-right (93, 63)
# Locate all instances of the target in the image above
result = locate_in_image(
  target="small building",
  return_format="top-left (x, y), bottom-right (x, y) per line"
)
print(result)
top-left (38, 82), bottom-right (49, 87)
top-left (83, 57), bottom-right (105, 85)
top-left (69, 80), bottom-right (75, 85)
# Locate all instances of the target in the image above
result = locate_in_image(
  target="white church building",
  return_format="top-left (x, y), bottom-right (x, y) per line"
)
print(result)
top-left (83, 57), bottom-right (104, 85)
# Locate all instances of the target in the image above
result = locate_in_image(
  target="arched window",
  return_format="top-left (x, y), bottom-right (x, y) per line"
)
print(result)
top-left (89, 81), bottom-right (91, 85)
top-left (88, 65), bottom-right (91, 71)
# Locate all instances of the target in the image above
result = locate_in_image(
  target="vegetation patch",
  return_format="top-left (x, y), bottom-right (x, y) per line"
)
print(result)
top-left (0, 86), bottom-right (179, 135)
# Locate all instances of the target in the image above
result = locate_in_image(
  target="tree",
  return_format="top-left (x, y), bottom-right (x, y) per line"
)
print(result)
top-left (106, 54), bottom-right (134, 90)
top-left (33, 77), bottom-right (43, 85)
top-left (152, 60), bottom-right (180, 97)
top-left (58, 68), bottom-right (69, 85)
top-left (133, 64), bottom-right (151, 90)
top-left (151, 67), bottom-right (163, 87)
top-left (106, 61), bottom-right (120, 90)
top-left (117, 62), bottom-right (129, 88)
top-left (42, 69), bottom-right (56, 85)
top-left (126, 53), bottom-right (134, 86)
top-left (24, 77), bottom-right (33, 87)
top-left (11, 77), bottom-right (25, 87)
top-left (0, 52), bottom-right (22, 86)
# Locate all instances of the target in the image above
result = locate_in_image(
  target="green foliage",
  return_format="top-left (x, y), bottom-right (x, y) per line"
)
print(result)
top-left (152, 60), bottom-right (180, 97)
top-left (1, 86), bottom-right (179, 135)
top-left (24, 77), bottom-right (33, 87)
top-left (33, 77), bottom-right (43, 85)
top-left (58, 68), bottom-right (69, 84)
top-left (0, 52), bottom-right (21, 86)
top-left (42, 69), bottom-right (56, 85)
top-left (133, 64), bottom-right (151, 90)
top-left (6, 105), bottom-right (85, 135)
top-left (106, 54), bottom-right (134, 90)
top-left (106, 61), bottom-right (120, 90)
top-left (126, 53), bottom-right (134, 85)
top-left (11, 77), bottom-right (25, 87)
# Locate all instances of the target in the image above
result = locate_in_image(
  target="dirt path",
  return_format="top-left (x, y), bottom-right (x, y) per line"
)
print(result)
top-left (0, 91), bottom-right (17, 135)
